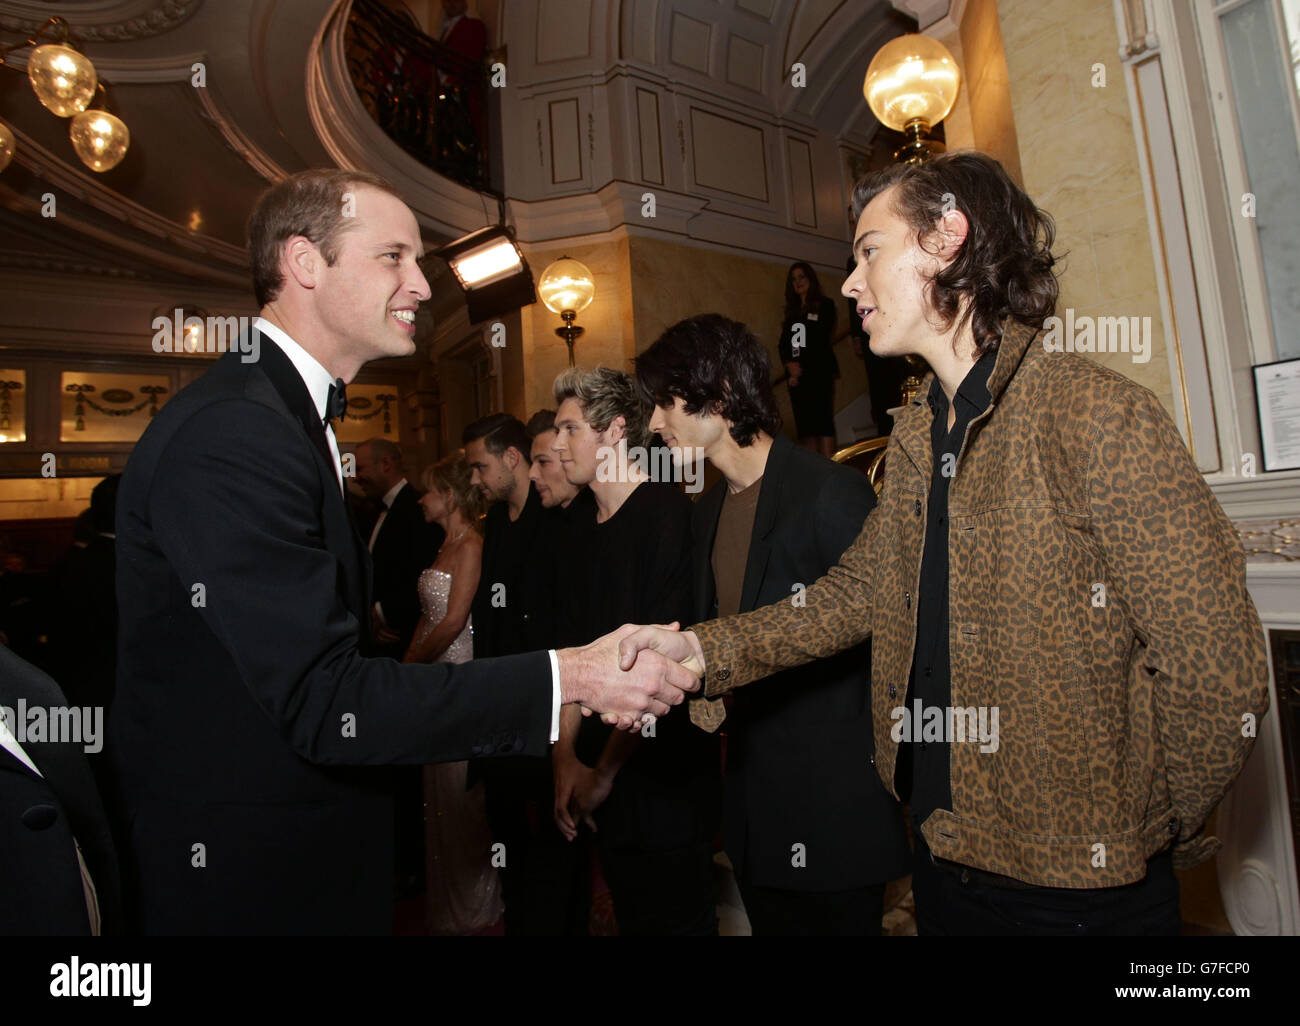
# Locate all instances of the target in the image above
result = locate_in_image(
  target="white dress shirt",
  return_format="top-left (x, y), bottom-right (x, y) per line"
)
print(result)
top-left (253, 317), bottom-right (344, 494)
top-left (251, 318), bottom-right (561, 741)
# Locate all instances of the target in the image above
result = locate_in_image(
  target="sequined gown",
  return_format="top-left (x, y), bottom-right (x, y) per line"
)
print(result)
top-left (415, 567), bottom-right (503, 934)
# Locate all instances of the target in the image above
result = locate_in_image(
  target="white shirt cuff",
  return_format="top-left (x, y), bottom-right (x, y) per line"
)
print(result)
top-left (547, 649), bottom-right (561, 743)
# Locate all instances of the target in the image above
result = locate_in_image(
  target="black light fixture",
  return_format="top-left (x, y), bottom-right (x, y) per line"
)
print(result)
top-left (435, 224), bottom-right (536, 324)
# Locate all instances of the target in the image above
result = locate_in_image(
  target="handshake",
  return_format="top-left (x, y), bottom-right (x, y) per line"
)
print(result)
top-left (556, 623), bottom-right (707, 731)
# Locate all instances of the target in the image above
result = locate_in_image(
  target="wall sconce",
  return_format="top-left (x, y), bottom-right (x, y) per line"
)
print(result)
top-left (864, 34), bottom-right (960, 164)
top-left (436, 224), bottom-right (536, 324)
top-left (538, 257), bottom-right (595, 367)
top-left (0, 16), bottom-right (132, 173)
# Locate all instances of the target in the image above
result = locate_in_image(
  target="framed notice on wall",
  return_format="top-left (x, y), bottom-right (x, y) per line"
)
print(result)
top-left (1253, 358), bottom-right (1300, 473)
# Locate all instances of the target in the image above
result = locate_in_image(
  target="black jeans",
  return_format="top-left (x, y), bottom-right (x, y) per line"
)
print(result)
top-left (912, 839), bottom-right (1180, 936)
top-left (738, 878), bottom-right (885, 936)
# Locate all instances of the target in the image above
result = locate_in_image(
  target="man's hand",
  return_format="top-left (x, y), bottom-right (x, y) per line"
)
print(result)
top-left (569, 764), bottom-right (614, 832)
top-left (552, 751), bottom-right (614, 841)
top-left (618, 625), bottom-right (705, 678)
top-left (552, 746), bottom-right (585, 841)
top-left (557, 623), bottom-right (701, 732)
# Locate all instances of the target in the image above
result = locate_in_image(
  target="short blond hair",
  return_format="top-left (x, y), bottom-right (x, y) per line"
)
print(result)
top-left (552, 366), bottom-right (651, 450)
top-left (420, 452), bottom-right (485, 523)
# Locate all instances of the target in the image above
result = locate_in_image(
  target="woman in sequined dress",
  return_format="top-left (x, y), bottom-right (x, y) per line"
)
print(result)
top-left (403, 452), bottom-right (500, 934)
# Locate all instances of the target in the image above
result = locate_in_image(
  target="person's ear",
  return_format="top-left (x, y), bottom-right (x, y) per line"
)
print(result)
top-left (608, 415), bottom-right (626, 444)
top-left (283, 236), bottom-right (321, 291)
top-left (933, 208), bottom-right (969, 265)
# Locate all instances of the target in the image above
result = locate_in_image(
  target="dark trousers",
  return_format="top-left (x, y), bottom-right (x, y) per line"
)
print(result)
top-left (587, 768), bottom-right (719, 936)
top-left (912, 838), bottom-right (1181, 936)
top-left (392, 766), bottom-right (425, 895)
top-left (597, 835), bottom-right (717, 936)
top-left (738, 877), bottom-right (884, 936)
top-left (485, 770), bottom-right (591, 936)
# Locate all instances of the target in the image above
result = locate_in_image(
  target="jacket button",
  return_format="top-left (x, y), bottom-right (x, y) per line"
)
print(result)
top-left (905, 591), bottom-right (911, 611)
top-left (715, 667), bottom-right (731, 681)
top-left (522, 613), bottom-right (530, 621)
top-left (913, 499), bottom-right (922, 515)
top-left (1168, 817), bottom-right (1178, 835)
top-left (888, 683), bottom-right (898, 698)
top-left (22, 804), bottom-right (58, 830)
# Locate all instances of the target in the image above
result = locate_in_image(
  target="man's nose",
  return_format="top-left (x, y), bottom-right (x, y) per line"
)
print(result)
top-left (407, 261), bottom-right (432, 302)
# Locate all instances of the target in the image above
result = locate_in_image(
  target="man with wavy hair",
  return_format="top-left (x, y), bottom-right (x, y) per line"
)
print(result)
top-left (619, 151), bottom-right (1269, 935)
top-left (636, 314), bottom-right (909, 935)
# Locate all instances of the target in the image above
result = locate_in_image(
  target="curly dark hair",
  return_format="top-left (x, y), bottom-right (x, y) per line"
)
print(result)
top-left (634, 314), bottom-right (782, 447)
top-left (849, 151), bottom-right (1059, 357)
top-left (783, 261), bottom-right (825, 322)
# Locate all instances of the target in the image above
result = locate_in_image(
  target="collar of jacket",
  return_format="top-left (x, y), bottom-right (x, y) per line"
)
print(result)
top-left (887, 317), bottom-right (1040, 479)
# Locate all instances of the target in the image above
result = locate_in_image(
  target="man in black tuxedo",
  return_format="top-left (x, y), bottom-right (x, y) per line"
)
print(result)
top-left (354, 437), bottom-right (443, 659)
top-left (636, 314), bottom-right (910, 935)
top-left (109, 168), bottom-right (699, 935)
top-left (1, 643), bottom-right (121, 935)
top-left (353, 437), bottom-right (443, 896)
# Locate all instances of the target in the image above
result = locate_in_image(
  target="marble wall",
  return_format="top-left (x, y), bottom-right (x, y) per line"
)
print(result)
top-left (994, 0), bottom-right (1175, 414)
top-left (628, 235), bottom-right (865, 442)
top-left (959, 0), bottom-right (1023, 183)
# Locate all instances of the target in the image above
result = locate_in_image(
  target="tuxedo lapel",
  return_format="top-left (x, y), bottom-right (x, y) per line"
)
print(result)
top-left (250, 331), bottom-right (370, 618)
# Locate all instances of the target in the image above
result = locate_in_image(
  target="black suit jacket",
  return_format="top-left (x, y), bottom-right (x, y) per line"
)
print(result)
top-left (110, 331), bottom-right (553, 935)
top-left (692, 434), bottom-right (909, 890)
top-left (369, 481), bottom-right (443, 651)
top-left (0, 644), bottom-right (122, 935)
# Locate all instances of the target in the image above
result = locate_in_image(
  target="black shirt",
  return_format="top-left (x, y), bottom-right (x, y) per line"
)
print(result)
top-left (897, 349), bottom-right (996, 832)
top-left (471, 485), bottom-right (555, 658)
top-left (560, 481), bottom-right (718, 783)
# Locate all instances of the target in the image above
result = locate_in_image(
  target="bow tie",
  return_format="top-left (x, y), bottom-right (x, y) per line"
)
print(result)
top-left (325, 379), bottom-right (347, 423)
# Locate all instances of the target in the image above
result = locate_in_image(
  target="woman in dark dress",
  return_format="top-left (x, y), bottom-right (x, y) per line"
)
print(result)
top-left (778, 261), bottom-right (839, 457)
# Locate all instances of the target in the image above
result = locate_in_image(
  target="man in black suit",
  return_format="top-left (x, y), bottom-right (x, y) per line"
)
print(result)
top-left (109, 168), bottom-right (699, 935)
top-left (1, 643), bottom-right (121, 935)
top-left (354, 436), bottom-right (443, 897)
top-left (462, 412), bottom-right (569, 932)
top-left (636, 314), bottom-right (910, 935)
top-left (354, 437), bottom-right (443, 659)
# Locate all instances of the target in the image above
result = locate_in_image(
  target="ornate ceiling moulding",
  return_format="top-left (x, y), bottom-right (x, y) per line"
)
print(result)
top-left (5, 122), bottom-right (248, 281)
top-left (192, 81), bottom-right (289, 184)
top-left (0, 250), bottom-right (148, 279)
top-left (0, 0), bottom-right (203, 43)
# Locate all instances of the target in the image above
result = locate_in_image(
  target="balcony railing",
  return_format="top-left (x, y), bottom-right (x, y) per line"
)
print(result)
top-left (345, 0), bottom-right (489, 191)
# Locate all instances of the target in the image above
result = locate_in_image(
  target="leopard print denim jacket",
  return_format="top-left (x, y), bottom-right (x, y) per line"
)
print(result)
top-left (691, 319), bottom-right (1270, 889)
